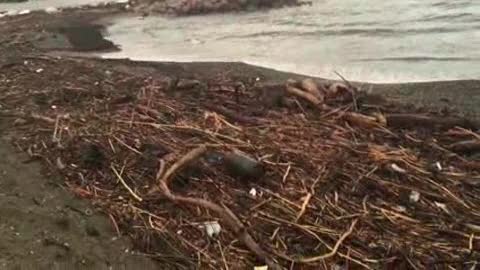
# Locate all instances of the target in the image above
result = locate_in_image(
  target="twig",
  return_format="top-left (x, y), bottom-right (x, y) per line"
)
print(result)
top-left (295, 193), bottom-right (312, 222)
top-left (109, 213), bottom-right (121, 237)
top-left (161, 145), bottom-right (208, 187)
top-left (296, 219), bottom-right (358, 263)
top-left (217, 240), bottom-right (230, 270)
top-left (334, 71), bottom-right (358, 111)
top-left (113, 136), bottom-right (142, 155)
top-left (111, 164), bottom-right (143, 202)
top-left (282, 164), bottom-right (291, 184)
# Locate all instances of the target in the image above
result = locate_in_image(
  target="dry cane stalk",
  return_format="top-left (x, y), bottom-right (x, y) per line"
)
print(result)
top-left (152, 145), bottom-right (282, 270)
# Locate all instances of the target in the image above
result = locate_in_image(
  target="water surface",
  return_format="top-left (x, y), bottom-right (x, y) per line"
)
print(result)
top-left (103, 0), bottom-right (480, 82)
top-left (2, 0), bottom-right (479, 82)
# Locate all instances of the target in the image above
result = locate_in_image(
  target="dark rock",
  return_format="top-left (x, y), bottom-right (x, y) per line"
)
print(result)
top-left (222, 151), bottom-right (265, 181)
top-left (80, 144), bottom-right (106, 169)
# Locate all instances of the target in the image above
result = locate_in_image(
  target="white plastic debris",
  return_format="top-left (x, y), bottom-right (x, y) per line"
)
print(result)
top-left (409, 190), bottom-right (420, 203)
top-left (45, 7), bottom-right (59, 14)
top-left (35, 68), bottom-right (44, 73)
top-left (249, 188), bottom-right (257, 197)
top-left (434, 202), bottom-right (449, 214)
top-left (391, 163), bottom-right (406, 174)
top-left (56, 157), bottom-right (66, 170)
top-left (115, 0), bottom-right (129, 3)
top-left (18, 9), bottom-right (30, 15)
top-left (254, 266), bottom-right (268, 270)
top-left (435, 162), bottom-right (442, 171)
top-left (204, 221), bottom-right (221, 238)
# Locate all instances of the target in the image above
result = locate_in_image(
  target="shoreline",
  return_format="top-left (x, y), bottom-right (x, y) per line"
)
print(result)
top-left (1, 2), bottom-right (478, 117)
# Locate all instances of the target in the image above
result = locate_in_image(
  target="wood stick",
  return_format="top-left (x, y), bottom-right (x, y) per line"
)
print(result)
top-left (296, 219), bottom-right (358, 263)
top-left (343, 112), bottom-right (383, 129)
top-left (295, 193), bottom-right (312, 222)
top-left (161, 145), bottom-right (208, 187)
top-left (111, 164), bottom-right (143, 202)
top-left (449, 140), bottom-right (480, 154)
top-left (386, 114), bottom-right (479, 130)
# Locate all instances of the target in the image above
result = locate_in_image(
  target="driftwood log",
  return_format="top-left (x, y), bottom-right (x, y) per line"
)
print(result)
top-left (449, 140), bottom-right (480, 154)
top-left (385, 114), bottom-right (479, 130)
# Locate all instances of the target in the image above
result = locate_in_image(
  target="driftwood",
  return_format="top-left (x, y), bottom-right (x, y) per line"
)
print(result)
top-left (386, 114), bottom-right (479, 130)
top-left (285, 84), bottom-right (332, 111)
top-left (300, 78), bottom-right (325, 101)
top-left (203, 104), bottom-right (261, 125)
top-left (344, 112), bottom-right (385, 129)
top-left (449, 140), bottom-right (480, 154)
top-left (152, 146), bottom-right (281, 270)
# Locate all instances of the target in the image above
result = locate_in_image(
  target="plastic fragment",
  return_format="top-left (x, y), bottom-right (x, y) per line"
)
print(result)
top-left (409, 191), bottom-right (420, 203)
top-left (204, 221), bottom-right (221, 238)
top-left (391, 163), bottom-right (406, 174)
top-left (56, 157), bottom-right (66, 170)
top-left (434, 202), bottom-right (449, 214)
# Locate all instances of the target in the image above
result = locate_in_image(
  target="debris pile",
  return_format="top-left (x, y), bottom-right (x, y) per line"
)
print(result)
top-left (1, 57), bottom-right (479, 269)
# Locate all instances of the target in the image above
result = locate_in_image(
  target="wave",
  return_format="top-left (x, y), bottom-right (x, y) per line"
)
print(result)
top-left (216, 26), bottom-right (469, 40)
top-left (354, 56), bottom-right (480, 62)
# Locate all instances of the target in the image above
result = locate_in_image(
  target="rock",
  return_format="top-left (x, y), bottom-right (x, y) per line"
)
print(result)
top-left (223, 151), bottom-right (265, 181)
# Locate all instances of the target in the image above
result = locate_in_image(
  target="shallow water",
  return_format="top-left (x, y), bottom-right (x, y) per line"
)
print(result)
top-left (2, 0), bottom-right (479, 83)
top-left (102, 0), bottom-right (480, 82)
top-left (0, 0), bottom-right (112, 11)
